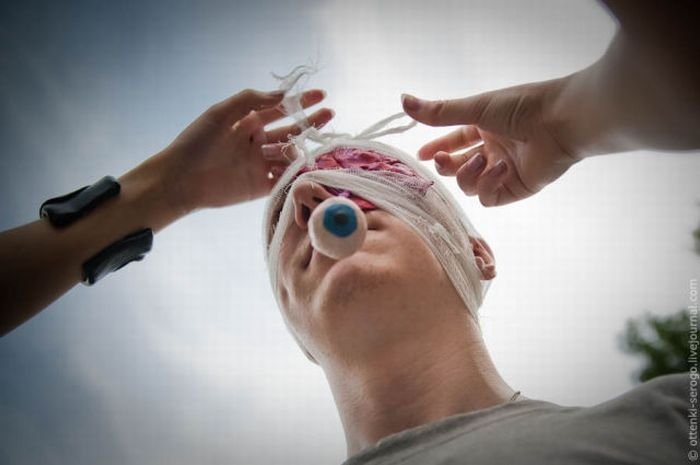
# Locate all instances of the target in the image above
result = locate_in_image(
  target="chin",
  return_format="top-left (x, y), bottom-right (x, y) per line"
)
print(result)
top-left (311, 251), bottom-right (426, 353)
top-left (315, 252), bottom-right (394, 311)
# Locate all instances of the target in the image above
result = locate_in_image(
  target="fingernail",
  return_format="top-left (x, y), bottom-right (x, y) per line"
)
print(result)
top-left (434, 152), bottom-right (448, 172)
top-left (489, 160), bottom-right (507, 177)
top-left (467, 153), bottom-right (486, 172)
top-left (261, 144), bottom-right (278, 159)
top-left (402, 93), bottom-right (421, 111)
top-left (268, 90), bottom-right (285, 98)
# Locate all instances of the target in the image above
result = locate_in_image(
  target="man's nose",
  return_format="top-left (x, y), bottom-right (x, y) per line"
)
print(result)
top-left (291, 181), bottom-right (333, 230)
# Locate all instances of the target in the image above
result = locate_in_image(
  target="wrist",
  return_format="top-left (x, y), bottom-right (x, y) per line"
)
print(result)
top-left (118, 152), bottom-right (192, 233)
top-left (546, 65), bottom-right (628, 160)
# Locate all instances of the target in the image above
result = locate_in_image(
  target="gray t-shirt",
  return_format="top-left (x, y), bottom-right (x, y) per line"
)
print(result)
top-left (343, 373), bottom-right (691, 465)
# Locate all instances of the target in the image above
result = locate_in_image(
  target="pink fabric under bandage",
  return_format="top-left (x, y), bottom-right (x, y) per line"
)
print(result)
top-left (295, 147), bottom-right (434, 209)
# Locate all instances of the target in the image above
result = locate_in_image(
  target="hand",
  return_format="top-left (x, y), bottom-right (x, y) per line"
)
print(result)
top-left (402, 79), bottom-right (580, 207)
top-left (157, 88), bottom-right (333, 212)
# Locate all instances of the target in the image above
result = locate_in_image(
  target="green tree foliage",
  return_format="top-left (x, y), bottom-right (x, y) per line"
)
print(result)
top-left (621, 309), bottom-right (691, 383)
top-left (621, 221), bottom-right (699, 383)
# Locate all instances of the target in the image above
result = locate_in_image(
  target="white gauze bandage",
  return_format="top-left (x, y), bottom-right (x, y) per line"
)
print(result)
top-left (261, 73), bottom-right (491, 363)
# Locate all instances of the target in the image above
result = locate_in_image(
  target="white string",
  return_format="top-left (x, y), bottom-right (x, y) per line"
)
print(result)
top-left (272, 66), bottom-right (417, 165)
top-left (272, 64), bottom-right (317, 133)
top-left (355, 112), bottom-right (417, 140)
top-left (283, 113), bottom-right (417, 168)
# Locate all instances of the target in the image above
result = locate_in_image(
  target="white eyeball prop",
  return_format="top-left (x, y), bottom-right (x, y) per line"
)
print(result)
top-left (309, 197), bottom-right (367, 260)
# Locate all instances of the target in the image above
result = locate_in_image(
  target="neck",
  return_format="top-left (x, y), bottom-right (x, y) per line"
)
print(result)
top-left (321, 315), bottom-right (515, 457)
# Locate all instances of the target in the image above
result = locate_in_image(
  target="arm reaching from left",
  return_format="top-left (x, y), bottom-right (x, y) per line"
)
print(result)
top-left (0, 88), bottom-right (333, 335)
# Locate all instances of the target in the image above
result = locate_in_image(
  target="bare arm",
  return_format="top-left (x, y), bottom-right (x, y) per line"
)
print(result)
top-left (0, 88), bottom-right (332, 336)
top-left (553, 0), bottom-right (700, 156)
top-left (401, 0), bottom-right (700, 206)
top-left (0, 157), bottom-right (182, 334)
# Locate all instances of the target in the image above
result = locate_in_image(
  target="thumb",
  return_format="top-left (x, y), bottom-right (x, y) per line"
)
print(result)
top-left (401, 92), bottom-right (492, 127)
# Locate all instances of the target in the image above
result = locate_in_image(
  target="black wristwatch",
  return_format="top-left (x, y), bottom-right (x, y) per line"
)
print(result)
top-left (40, 176), bottom-right (153, 285)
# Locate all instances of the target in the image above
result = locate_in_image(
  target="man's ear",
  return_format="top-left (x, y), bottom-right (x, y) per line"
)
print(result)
top-left (469, 237), bottom-right (496, 280)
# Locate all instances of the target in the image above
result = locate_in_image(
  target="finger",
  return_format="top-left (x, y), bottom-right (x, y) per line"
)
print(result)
top-left (261, 143), bottom-right (285, 162)
top-left (265, 162), bottom-right (294, 185)
top-left (234, 110), bottom-right (265, 141)
top-left (265, 163), bottom-right (291, 189)
top-left (210, 89), bottom-right (285, 126)
top-left (475, 160), bottom-right (510, 207)
top-left (402, 92), bottom-right (493, 127)
top-left (418, 126), bottom-right (482, 160)
top-left (269, 164), bottom-right (287, 178)
top-left (255, 89), bottom-right (327, 126)
top-left (266, 108), bottom-right (334, 143)
top-left (236, 100), bottom-right (333, 141)
top-left (261, 143), bottom-right (299, 162)
top-left (455, 153), bottom-right (488, 195)
top-left (434, 143), bottom-right (484, 177)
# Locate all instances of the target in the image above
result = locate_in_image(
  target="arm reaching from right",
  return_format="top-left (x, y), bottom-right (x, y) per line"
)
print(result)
top-left (402, 0), bottom-right (700, 207)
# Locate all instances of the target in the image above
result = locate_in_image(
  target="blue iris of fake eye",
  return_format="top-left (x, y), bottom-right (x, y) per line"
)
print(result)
top-left (310, 197), bottom-right (367, 260)
top-left (323, 204), bottom-right (358, 237)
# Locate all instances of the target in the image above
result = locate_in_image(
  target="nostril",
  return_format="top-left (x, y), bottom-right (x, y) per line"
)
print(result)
top-left (302, 205), bottom-right (311, 223)
top-left (312, 196), bottom-right (324, 203)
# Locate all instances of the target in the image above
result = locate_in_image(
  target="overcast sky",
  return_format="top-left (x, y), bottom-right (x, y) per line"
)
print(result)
top-left (1, 1), bottom-right (699, 464)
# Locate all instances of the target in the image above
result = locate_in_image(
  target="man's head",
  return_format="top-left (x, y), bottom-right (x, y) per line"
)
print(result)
top-left (262, 140), bottom-right (496, 365)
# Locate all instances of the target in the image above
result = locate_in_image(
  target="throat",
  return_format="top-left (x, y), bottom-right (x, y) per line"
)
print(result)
top-left (322, 331), bottom-right (515, 457)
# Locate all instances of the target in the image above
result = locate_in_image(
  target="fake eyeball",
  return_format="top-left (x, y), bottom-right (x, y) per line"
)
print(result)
top-left (309, 197), bottom-right (367, 260)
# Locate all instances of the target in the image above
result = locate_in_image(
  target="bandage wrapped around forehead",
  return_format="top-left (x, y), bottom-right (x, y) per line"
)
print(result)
top-left (262, 132), bottom-right (492, 363)
top-left (262, 63), bottom-right (490, 363)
